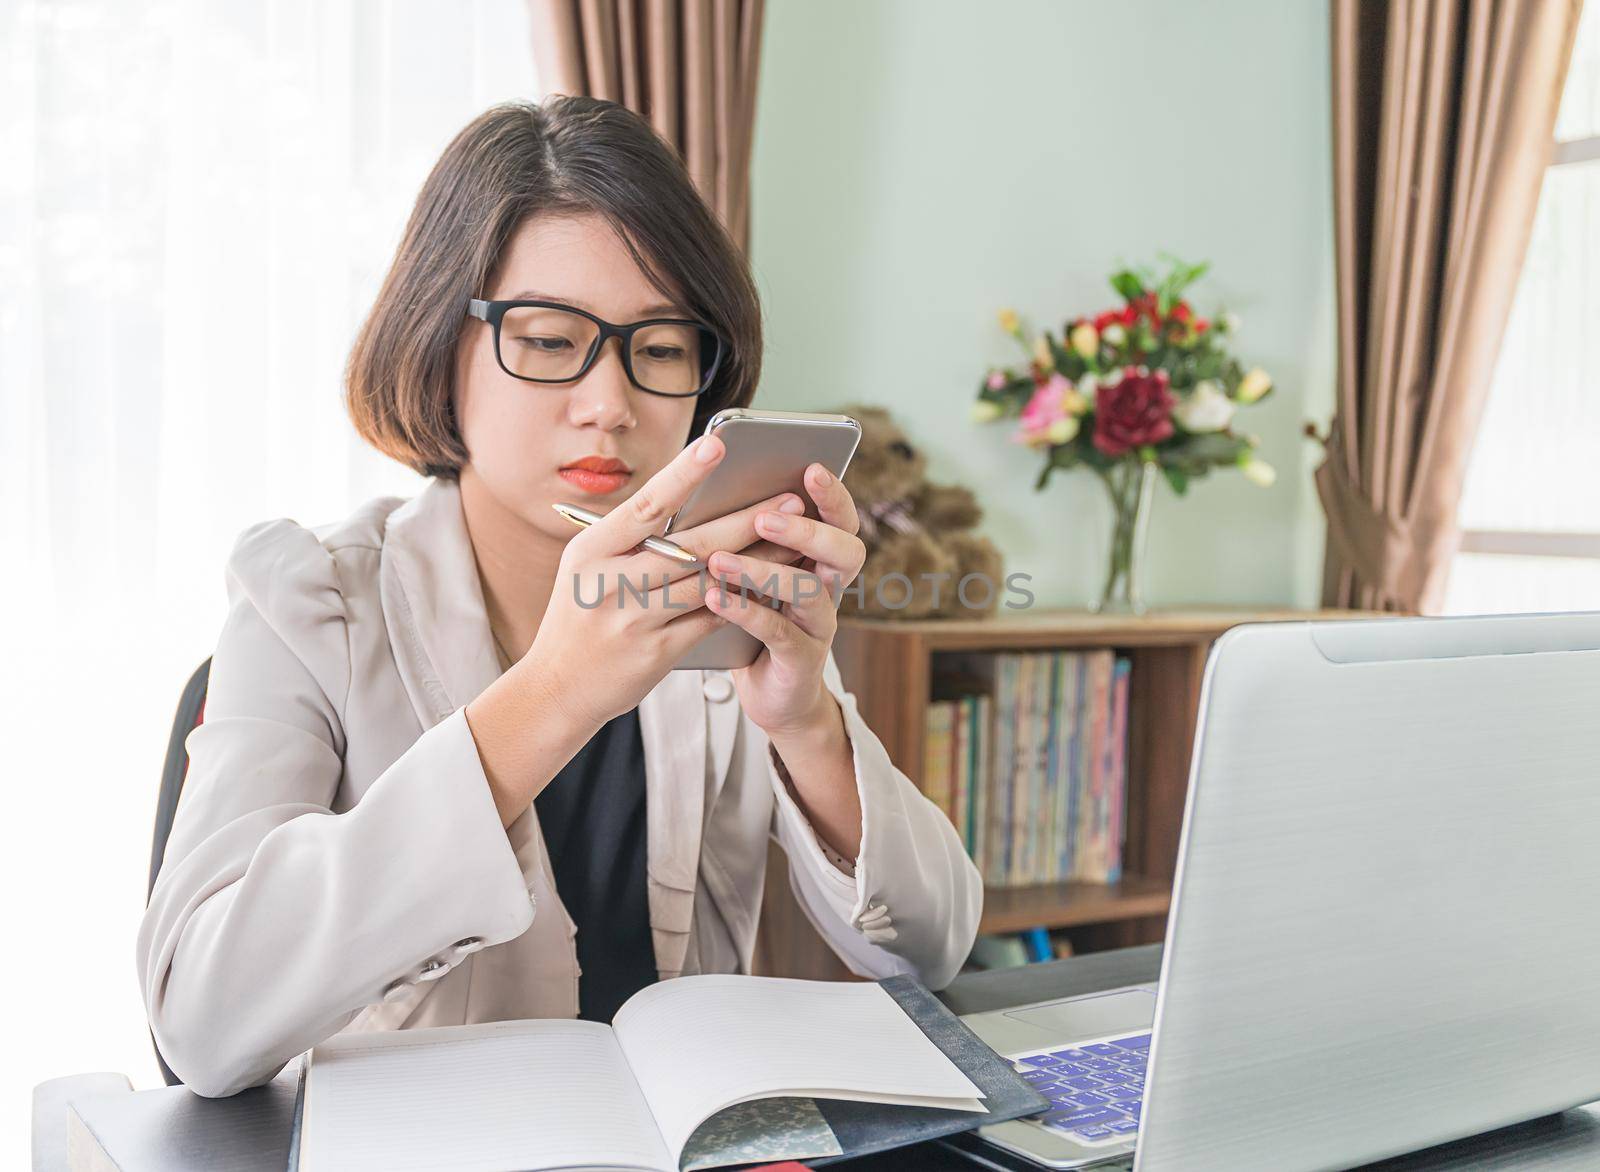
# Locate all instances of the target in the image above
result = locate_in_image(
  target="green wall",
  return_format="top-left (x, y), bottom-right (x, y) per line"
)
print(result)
top-left (749, 0), bottom-right (1335, 609)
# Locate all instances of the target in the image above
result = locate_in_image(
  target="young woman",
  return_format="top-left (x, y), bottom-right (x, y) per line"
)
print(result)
top-left (138, 96), bottom-right (982, 1098)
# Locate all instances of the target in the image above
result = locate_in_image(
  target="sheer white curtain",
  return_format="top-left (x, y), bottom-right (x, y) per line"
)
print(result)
top-left (0, 0), bottom-right (536, 1146)
top-left (1444, 2), bottom-right (1600, 614)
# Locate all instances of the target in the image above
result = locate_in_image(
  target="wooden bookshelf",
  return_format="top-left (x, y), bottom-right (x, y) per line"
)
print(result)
top-left (979, 873), bottom-right (1175, 934)
top-left (752, 606), bottom-right (1378, 979)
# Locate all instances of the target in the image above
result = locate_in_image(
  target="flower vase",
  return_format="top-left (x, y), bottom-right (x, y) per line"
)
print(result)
top-left (1093, 458), bottom-right (1157, 615)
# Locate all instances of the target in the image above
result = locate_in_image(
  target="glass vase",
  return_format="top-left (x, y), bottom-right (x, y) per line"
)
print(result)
top-left (1092, 458), bottom-right (1157, 615)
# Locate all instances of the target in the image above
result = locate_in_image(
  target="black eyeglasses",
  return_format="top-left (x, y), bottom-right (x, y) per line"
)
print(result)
top-left (467, 298), bottom-right (726, 398)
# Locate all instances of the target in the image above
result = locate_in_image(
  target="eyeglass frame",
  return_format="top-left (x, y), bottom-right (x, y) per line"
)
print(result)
top-left (466, 297), bottom-right (727, 398)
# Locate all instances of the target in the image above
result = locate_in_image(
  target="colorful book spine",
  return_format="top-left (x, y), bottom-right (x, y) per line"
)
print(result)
top-left (951, 696), bottom-right (972, 846)
top-left (1076, 652), bottom-right (1114, 882)
top-left (1056, 652), bottom-right (1083, 882)
top-left (986, 655), bottom-right (1018, 885)
top-left (923, 700), bottom-right (954, 823)
top-left (1020, 926), bottom-right (1053, 963)
top-left (1042, 653), bottom-right (1064, 883)
top-left (932, 649), bottom-right (1131, 890)
top-left (966, 691), bottom-right (979, 877)
top-left (1107, 657), bottom-right (1132, 883)
top-left (1032, 654), bottom-right (1057, 884)
top-left (1010, 653), bottom-right (1038, 885)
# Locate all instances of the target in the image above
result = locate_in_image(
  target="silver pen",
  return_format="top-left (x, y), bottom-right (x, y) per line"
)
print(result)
top-left (551, 502), bottom-right (704, 568)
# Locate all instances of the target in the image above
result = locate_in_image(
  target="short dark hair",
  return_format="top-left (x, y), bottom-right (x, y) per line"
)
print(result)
top-left (345, 96), bottom-right (762, 479)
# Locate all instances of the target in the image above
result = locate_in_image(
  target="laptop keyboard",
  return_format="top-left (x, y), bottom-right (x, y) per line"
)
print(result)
top-left (1008, 1032), bottom-right (1149, 1145)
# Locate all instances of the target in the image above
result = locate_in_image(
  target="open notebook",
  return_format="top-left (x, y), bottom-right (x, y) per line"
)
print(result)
top-left (290, 975), bottom-right (991, 1172)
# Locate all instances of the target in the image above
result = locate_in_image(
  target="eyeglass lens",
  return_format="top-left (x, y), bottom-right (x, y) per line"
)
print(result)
top-left (498, 305), bottom-right (712, 394)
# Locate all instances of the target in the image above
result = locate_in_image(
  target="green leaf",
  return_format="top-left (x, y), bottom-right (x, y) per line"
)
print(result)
top-left (1048, 338), bottom-right (1083, 379)
top-left (1050, 442), bottom-right (1083, 471)
top-left (1150, 255), bottom-right (1212, 315)
top-left (1080, 442), bottom-right (1116, 472)
top-left (1162, 466), bottom-right (1190, 495)
top-left (1110, 270), bottom-right (1145, 302)
top-left (1164, 431), bottom-right (1250, 474)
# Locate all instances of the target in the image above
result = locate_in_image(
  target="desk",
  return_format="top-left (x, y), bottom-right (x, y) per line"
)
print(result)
top-left (34, 945), bottom-right (1600, 1171)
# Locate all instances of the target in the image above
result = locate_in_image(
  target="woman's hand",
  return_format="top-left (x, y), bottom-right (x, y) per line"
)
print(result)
top-left (465, 432), bottom-right (805, 823)
top-left (524, 432), bottom-right (814, 728)
top-left (703, 461), bottom-right (867, 738)
top-left (703, 460), bottom-right (868, 859)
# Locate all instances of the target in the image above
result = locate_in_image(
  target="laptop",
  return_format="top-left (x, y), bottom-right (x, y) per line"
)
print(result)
top-left (956, 612), bottom-right (1600, 1171)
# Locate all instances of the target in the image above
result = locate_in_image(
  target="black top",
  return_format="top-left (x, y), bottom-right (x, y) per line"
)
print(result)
top-left (533, 707), bottom-right (657, 1023)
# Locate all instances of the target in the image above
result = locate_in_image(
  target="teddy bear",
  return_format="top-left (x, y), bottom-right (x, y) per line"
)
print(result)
top-left (832, 404), bottom-right (1003, 620)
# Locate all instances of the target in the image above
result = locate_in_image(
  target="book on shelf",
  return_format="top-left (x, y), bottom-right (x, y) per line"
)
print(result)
top-left (960, 691), bottom-right (985, 877)
top-left (926, 650), bottom-right (1132, 888)
top-left (1020, 927), bottom-right (1052, 964)
top-left (965, 928), bottom-right (1077, 971)
top-left (967, 933), bottom-right (1029, 970)
top-left (924, 700), bottom-right (955, 827)
top-left (951, 694), bottom-right (970, 851)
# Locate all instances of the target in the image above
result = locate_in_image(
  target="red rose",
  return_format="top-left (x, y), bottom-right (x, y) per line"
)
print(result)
top-left (1170, 300), bottom-right (1192, 324)
top-left (1093, 368), bottom-right (1175, 456)
top-left (1093, 309), bottom-right (1121, 331)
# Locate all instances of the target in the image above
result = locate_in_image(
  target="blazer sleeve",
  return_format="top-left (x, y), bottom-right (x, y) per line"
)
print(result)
top-left (136, 519), bottom-right (535, 1098)
top-left (767, 651), bottom-right (983, 990)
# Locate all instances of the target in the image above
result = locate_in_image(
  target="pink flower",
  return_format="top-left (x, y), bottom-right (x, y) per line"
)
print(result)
top-left (985, 369), bottom-right (1007, 391)
top-left (1015, 373), bottom-right (1073, 447)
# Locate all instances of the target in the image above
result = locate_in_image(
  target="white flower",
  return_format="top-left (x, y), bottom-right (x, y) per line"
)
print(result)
top-left (1174, 379), bottom-right (1235, 433)
top-left (1240, 457), bottom-right (1276, 488)
top-left (1237, 367), bottom-right (1273, 403)
top-left (1045, 416), bottom-right (1080, 444)
top-left (1033, 334), bottom-right (1055, 371)
top-left (1101, 323), bottom-right (1126, 346)
top-left (1220, 311), bottom-right (1242, 334)
top-left (971, 399), bottom-right (1003, 423)
top-left (1069, 323), bottom-right (1098, 359)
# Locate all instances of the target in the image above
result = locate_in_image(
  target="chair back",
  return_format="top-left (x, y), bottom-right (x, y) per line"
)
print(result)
top-left (147, 657), bottom-right (211, 1085)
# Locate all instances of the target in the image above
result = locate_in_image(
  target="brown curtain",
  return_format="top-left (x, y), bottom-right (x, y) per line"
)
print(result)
top-left (1317, 0), bottom-right (1582, 613)
top-left (526, 0), bottom-right (766, 250)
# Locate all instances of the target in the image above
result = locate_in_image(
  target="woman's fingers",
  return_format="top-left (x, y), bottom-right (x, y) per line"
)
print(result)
top-left (705, 577), bottom-right (816, 660)
top-left (659, 600), bottom-right (731, 653)
top-left (578, 541), bottom-right (808, 636)
top-left (576, 433), bottom-right (725, 558)
top-left (746, 509), bottom-right (866, 602)
top-left (629, 488), bottom-right (807, 576)
top-left (621, 531), bottom-right (807, 609)
top-left (707, 550), bottom-right (838, 639)
top-left (802, 462), bottom-right (860, 536)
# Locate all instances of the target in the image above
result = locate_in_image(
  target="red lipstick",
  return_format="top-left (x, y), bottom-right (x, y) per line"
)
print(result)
top-left (558, 455), bottom-right (632, 495)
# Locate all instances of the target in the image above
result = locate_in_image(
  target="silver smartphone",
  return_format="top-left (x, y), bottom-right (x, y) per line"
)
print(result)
top-left (667, 408), bottom-right (862, 670)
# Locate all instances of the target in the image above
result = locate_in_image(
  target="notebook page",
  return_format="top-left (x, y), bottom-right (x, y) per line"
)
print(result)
top-left (299, 1018), bottom-right (673, 1172)
top-left (612, 975), bottom-right (983, 1163)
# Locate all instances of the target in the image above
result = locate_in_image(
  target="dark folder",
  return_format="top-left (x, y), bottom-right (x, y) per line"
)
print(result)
top-left (799, 974), bottom-right (1050, 1166)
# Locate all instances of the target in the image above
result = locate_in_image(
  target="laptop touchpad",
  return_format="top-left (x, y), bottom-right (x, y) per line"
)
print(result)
top-left (1003, 988), bottom-right (1156, 1038)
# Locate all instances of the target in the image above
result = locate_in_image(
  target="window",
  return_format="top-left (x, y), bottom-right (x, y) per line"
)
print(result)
top-left (0, 0), bottom-right (535, 1135)
top-left (1445, 3), bottom-right (1600, 614)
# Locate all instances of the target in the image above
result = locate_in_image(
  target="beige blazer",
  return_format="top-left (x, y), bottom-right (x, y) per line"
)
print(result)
top-left (138, 477), bottom-right (983, 1097)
